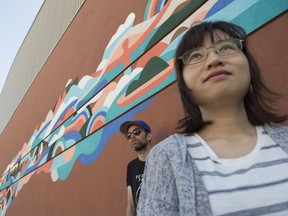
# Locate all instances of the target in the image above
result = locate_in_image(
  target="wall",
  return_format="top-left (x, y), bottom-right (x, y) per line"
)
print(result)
top-left (0, 0), bottom-right (287, 215)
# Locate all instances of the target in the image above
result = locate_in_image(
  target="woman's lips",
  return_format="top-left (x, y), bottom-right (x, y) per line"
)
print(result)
top-left (204, 70), bottom-right (231, 82)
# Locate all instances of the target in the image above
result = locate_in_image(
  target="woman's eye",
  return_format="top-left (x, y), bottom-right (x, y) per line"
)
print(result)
top-left (219, 42), bottom-right (237, 52)
top-left (220, 44), bottom-right (233, 51)
top-left (183, 49), bottom-right (205, 64)
top-left (189, 52), bottom-right (203, 60)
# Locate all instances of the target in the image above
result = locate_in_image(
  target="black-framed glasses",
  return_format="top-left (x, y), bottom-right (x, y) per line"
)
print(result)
top-left (125, 128), bottom-right (143, 140)
top-left (179, 39), bottom-right (243, 65)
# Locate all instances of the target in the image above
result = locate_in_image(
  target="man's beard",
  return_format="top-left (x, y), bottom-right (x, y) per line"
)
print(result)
top-left (133, 141), bottom-right (148, 152)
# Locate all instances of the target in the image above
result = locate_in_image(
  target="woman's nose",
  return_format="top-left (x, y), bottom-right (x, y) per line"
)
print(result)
top-left (205, 51), bottom-right (224, 69)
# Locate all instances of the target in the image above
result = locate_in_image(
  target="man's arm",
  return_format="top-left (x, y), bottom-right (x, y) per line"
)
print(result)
top-left (126, 186), bottom-right (135, 216)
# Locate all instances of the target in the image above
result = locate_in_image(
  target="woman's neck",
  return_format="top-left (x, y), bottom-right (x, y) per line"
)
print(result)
top-left (199, 104), bottom-right (255, 138)
top-left (198, 105), bottom-right (257, 158)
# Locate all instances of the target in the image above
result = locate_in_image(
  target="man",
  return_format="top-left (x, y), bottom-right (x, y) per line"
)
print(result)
top-left (120, 120), bottom-right (152, 216)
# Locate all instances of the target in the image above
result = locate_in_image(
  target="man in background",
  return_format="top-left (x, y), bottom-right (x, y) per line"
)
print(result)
top-left (120, 120), bottom-right (152, 216)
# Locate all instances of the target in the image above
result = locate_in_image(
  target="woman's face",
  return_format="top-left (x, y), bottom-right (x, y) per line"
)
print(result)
top-left (182, 31), bottom-right (250, 107)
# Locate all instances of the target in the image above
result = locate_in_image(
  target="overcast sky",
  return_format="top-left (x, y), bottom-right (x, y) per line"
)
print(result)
top-left (0, 0), bottom-right (44, 94)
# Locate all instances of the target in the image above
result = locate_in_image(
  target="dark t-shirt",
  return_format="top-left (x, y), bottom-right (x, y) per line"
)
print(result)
top-left (126, 158), bottom-right (145, 208)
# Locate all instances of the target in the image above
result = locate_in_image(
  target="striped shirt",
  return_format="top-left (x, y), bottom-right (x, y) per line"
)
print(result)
top-left (186, 126), bottom-right (288, 216)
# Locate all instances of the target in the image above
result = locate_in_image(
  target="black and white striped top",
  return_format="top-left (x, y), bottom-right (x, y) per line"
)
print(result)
top-left (186, 126), bottom-right (288, 216)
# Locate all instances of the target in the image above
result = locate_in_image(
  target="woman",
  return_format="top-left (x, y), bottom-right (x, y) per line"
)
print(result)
top-left (137, 21), bottom-right (288, 215)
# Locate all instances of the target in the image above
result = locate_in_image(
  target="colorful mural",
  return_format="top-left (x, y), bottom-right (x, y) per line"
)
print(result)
top-left (0, 0), bottom-right (287, 215)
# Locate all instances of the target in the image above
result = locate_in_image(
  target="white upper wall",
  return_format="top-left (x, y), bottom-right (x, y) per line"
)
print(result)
top-left (0, 0), bottom-right (86, 135)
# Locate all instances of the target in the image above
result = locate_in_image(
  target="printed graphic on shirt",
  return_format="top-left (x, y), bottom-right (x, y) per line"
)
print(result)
top-left (127, 158), bottom-right (145, 207)
top-left (135, 173), bottom-right (144, 205)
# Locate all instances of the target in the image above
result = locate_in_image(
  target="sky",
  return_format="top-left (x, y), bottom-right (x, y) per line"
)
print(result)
top-left (0, 0), bottom-right (44, 95)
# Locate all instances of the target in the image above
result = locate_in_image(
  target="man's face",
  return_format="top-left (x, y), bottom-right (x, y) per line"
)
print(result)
top-left (126, 125), bottom-right (151, 152)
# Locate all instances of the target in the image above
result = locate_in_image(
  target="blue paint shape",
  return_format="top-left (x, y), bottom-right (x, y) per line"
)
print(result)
top-left (205, 0), bottom-right (236, 19)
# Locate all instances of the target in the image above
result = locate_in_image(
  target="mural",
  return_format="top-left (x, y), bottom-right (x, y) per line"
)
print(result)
top-left (0, 0), bottom-right (287, 215)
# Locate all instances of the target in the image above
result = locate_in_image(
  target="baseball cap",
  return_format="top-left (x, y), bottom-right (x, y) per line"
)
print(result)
top-left (120, 120), bottom-right (151, 135)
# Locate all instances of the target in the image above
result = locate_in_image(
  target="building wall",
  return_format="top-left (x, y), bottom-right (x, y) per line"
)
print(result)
top-left (0, 0), bottom-right (86, 134)
top-left (0, 0), bottom-right (287, 215)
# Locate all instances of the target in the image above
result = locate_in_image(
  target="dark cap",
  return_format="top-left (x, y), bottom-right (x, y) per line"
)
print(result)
top-left (120, 120), bottom-right (151, 135)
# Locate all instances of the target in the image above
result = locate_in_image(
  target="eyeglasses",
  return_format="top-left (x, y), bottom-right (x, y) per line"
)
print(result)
top-left (179, 39), bottom-right (243, 65)
top-left (125, 128), bottom-right (143, 140)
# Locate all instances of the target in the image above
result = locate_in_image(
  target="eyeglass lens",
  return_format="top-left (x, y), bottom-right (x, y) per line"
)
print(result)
top-left (181, 39), bottom-right (242, 65)
top-left (126, 128), bottom-right (142, 140)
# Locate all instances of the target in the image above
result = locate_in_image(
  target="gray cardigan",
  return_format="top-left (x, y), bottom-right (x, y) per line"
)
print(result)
top-left (137, 125), bottom-right (288, 216)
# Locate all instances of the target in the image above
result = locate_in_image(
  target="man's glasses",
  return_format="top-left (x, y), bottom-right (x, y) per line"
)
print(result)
top-left (125, 128), bottom-right (143, 140)
top-left (179, 39), bottom-right (243, 65)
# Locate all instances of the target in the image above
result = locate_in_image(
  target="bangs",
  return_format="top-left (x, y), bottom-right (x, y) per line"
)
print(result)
top-left (175, 21), bottom-right (247, 62)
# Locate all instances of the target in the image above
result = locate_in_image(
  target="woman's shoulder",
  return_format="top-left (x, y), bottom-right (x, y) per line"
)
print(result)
top-left (264, 124), bottom-right (288, 135)
top-left (148, 133), bottom-right (189, 162)
top-left (152, 133), bottom-right (186, 151)
top-left (263, 124), bottom-right (288, 151)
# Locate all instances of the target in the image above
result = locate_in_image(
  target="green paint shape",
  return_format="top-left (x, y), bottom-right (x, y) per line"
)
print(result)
top-left (126, 56), bottom-right (169, 96)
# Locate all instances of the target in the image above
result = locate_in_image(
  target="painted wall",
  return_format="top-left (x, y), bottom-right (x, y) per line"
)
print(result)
top-left (0, 0), bottom-right (287, 215)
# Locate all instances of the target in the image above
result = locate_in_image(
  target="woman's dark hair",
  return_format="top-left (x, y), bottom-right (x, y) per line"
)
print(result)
top-left (174, 20), bottom-right (287, 134)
